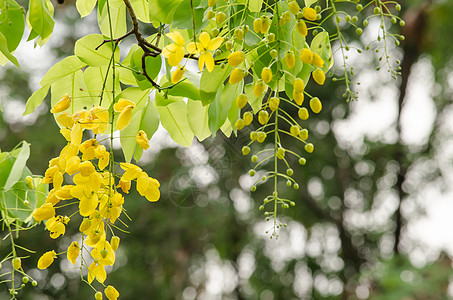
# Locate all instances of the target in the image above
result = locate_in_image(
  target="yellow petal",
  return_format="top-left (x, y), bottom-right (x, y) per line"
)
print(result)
top-left (50, 94), bottom-right (71, 114)
top-left (144, 178), bottom-right (160, 202)
top-left (198, 52), bottom-right (206, 71)
top-left (37, 250), bottom-right (56, 269)
top-left (168, 46), bottom-right (185, 66)
top-left (113, 99), bottom-right (136, 112)
top-left (71, 123), bottom-right (83, 146)
top-left (166, 31), bottom-right (185, 46)
top-left (313, 68), bottom-right (325, 85)
top-left (207, 37), bottom-right (224, 51)
top-left (136, 172), bottom-right (149, 196)
top-left (79, 193), bottom-right (98, 217)
top-left (205, 52), bottom-right (215, 72)
top-left (171, 66), bottom-right (185, 84)
top-left (116, 106), bottom-right (133, 130)
top-left (199, 32), bottom-right (210, 50)
top-left (186, 42), bottom-right (202, 54)
top-left (33, 203), bottom-right (55, 221)
top-left (67, 241), bottom-right (80, 265)
top-left (105, 285), bottom-right (120, 300)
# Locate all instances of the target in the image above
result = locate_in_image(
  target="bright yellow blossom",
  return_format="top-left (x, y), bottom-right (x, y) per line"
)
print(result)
top-left (56, 112), bottom-right (74, 128)
top-left (88, 260), bottom-right (107, 284)
top-left (79, 139), bottom-right (98, 161)
top-left (33, 203), bottom-right (56, 221)
top-left (303, 7), bottom-right (317, 21)
top-left (136, 130), bottom-right (150, 150)
top-left (67, 241), bottom-right (80, 265)
top-left (300, 48), bottom-right (313, 64)
top-left (171, 65), bottom-right (185, 84)
top-left (105, 285), bottom-right (119, 300)
top-left (37, 250), bottom-right (56, 269)
top-left (46, 215), bottom-right (70, 239)
top-left (162, 31), bottom-right (186, 67)
top-left (50, 94), bottom-right (71, 114)
top-left (187, 32), bottom-right (223, 72)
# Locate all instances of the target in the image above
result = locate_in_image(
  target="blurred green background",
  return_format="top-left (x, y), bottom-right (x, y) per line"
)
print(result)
top-left (2, 0), bottom-right (453, 299)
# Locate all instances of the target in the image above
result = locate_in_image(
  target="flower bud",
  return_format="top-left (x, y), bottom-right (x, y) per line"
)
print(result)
top-left (312, 68), bottom-right (325, 85)
top-left (312, 53), bottom-right (324, 67)
top-left (298, 108), bottom-right (309, 120)
top-left (310, 97), bottom-right (322, 113)
top-left (300, 48), bottom-right (313, 64)
top-left (296, 20), bottom-right (307, 36)
top-left (260, 16), bottom-right (270, 33)
top-left (228, 51), bottom-right (245, 67)
top-left (258, 110), bottom-right (269, 125)
top-left (285, 51), bottom-right (295, 69)
top-left (299, 129), bottom-right (309, 140)
top-left (288, 1), bottom-right (300, 15)
top-left (111, 236), bottom-right (120, 251)
top-left (229, 68), bottom-right (244, 84)
top-left (290, 125), bottom-right (300, 136)
top-left (253, 18), bottom-right (262, 33)
top-left (293, 90), bottom-right (304, 106)
top-left (216, 12), bottom-right (226, 24)
top-left (235, 118), bottom-right (245, 130)
top-left (254, 79), bottom-right (266, 97)
top-left (12, 257), bottom-right (21, 270)
top-left (293, 78), bottom-right (305, 93)
top-left (236, 94), bottom-right (248, 109)
top-left (257, 132), bottom-right (267, 143)
top-left (268, 97), bottom-right (279, 111)
top-left (303, 7), bottom-right (317, 21)
top-left (243, 111), bottom-right (253, 125)
top-left (305, 143), bottom-right (314, 153)
top-left (171, 65), bottom-right (185, 83)
top-left (261, 67), bottom-right (272, 83)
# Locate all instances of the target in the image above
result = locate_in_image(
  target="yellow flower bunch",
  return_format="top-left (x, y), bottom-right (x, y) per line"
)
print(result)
top-left (33, 97), bottom-right (161, 296)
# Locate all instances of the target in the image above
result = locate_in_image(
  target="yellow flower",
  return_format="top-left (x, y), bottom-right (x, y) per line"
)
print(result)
top-left (162, 31), bottom-right (186, 67)
top-left (296, 20), bottom-right (307, 36)
top-left (143, 177), bottom-right (160, 202)
top-left (90, 106), bottom-right (109, 134)
top-left (67, 241), bottom-right (80, 265)
top-left (120, 163), bottom-right (142, 181)
top-left (261, 67), bottom-right (272, 83)
top-left (45, 189), bottom-right (60, 205)
top-left (79, 161), bottom-right (96, 177)
top-left (92, 240), bottom-right (115, 266)
top-left (229, 68), bottom-right (244, 85)
top-left (293, 90), bottom-right (304, 106)
top-left (136, 130), bottom-right (150, 150)
top-left (310, 97), bottom-right (322, 113)
top-left (105, 285), bottom-right (119, 300)
top-left (285, 51), bottom-right (296, 69)
top-left (300, 48), bottom-right (313, 64)
top-left (111, 236), bottom-right (120, 251)
top-left (46, 215), bottom-right (70, 239)
top-left (88, 260), bottom-right (107, 284)
top-left (187, 32), bottom-right (223, 72)
top-left (79, 139), bottom-right (98, 161)
top-left (117, 180), bottom-right (131, 194)
top-left (95, 145), bottom-right (110, 170)
top-left (37, 250), bottom-right (56, 269)
top-left (65, 156), bottom-right (81, 175)
top-left (293, 78), bottom-right (305, 93)
top-left (236, 94), bottom-right (248, 109)
top-left (313, 68), bottom-right (325, 85)
top-left (312, 53), bottom-right (324, 68)
top-left (171, 65), bottom-right (185, 84)
top-left (56, 112), bottom-right (74, 128)
top-left (227, 51), bottom-right (245, 67)
top-left (113, 99), bottom-right (136, 113)
top-left (117, 106), bottom-right (133, 131)
top-left (254, 79), bottom-right (266, 97)
top-left (55, 185), bottom-right (75, 200)
top-left (303, 7), bottom-right (317, 21)
top-left (136, 172), bottom-right (149, 196)
top-left (71, 123), bottom-right (84, 146)
top-left (33, 203), bottom-right (56, 221)
top-left (50, 94), bottom-right (71, 114)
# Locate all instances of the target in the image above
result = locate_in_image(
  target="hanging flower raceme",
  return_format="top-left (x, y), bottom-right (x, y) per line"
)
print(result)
top-left (187, 32), bottom-right (223, 72)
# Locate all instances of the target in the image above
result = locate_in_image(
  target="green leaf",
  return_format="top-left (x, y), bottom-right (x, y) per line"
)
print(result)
top-left (310, 31), bottom-right (334, 73)
top-left (76, 0), bottom-right (97, 17)
top-left (134, 100), bottom-right (160, 161)
top-left (172, 0), bottom-right (207, 31)
top-left (120, 109), bottom-right (141, 163)
top-left (0, 32), bottom-right (19, 67)
top-left (75, 34), bottom-right (120, 67)
top-left (244, 83), bottom-right (264, 114)
top-left (167, 81), bottom-right (200, 100)
top-left (23, 85), bottom-right (50, 115)
top-left (155, 90), bottom-right (182, 106)
top-left (40, 55), bottom-right (87, 86)
top-left (28, 0), bottom-right (54, 41)
top-left (130, 0), bottom-right (150, 22)
top-left (0, 0), bottom-right (25, 52)
top-left (4, 141), bottom-right (30, 191)
top-left (149, 0), bottom-right (182, 23)
top-left (250, 0), bottom-right (263, 12)
top-left (208, 82), bottom-right (243, 135)
top-left (83, 66), bottom-right (121, 110)
top-left (51, 70), bottom-right (88, 119)
top-left (187, 99), bottom-right (210, 141)
top-left (97, 0), bottom-right (127, 39)
top-left (158, 101), bottom-right (194, 147)
top-left (305, 0), bottom-right (317, 7)
top-left (200, 64), bottom-right (232, 106)
top-left (116, 87), bottom-right (150, 111)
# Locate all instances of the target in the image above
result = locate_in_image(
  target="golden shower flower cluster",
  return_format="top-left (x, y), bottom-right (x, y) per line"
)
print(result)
top-left (32, 94), bottom-right (160, 299)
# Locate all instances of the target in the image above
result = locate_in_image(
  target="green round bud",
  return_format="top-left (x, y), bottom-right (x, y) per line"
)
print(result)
top-left (399, 20), bottom-right (405, 27)
top-left (356, 28), bottom-right (363, 35)
top-left (249, 170), bottom-right (256, 176)
top-left (270, 49), bottom-right (278, 58)
top-left (290, 201), bottom-right (296, 206)
top-left (242, 146), bottom-right (250, 155)
top-left (293, 183), bottom-right (300, 190)
top-left (356, 4), bottom-right (363, 11)
top-left (225, 41), bottom-right (233, 51)
top-left (363, 20), bottom-right (369, 26)
top-left (286, 169), bottom-right (294, 176)
top-left (282, 204), bottom-right (289, 209)
top-left (315, 5), bottom-right (321, 12)
top-left (32, 281), bottom-right (38, 287)
top-left (297, 12), bottom-right (303, 19)
top-left (23, 200), bottom-right (29, 206)
top-left (374, 7), bottom-right (380, 14)
top-left (391, 17), bottom-right (397, 24)
top-left (22, 276), bottom-right (29, 284)
top-left (351, 16), bottom-right (358, 23)
top-left (261, 176), bottom-right (266, 181)
top-left (251, 186), bottom-right (256, 192)
top-left (286, 180), bottom-right (292, 187)
top-left (345, 15), bottom-right (351, 22)
top-left (305, 143), bottom-right (314, 153)
top-left (251, 155), bottom-right (258, 163)
top-left (299, 157), bottom-right (306, 165)
top-left (95, 291), bottom-right (103, 300)
top-left (267, 33), bottom-right (275, 42)
top-left (100, 249), bottom-right (108, 259)
top-left (259, 205), bottom-right (264, 210)
top-left (312, 29), bottom-right (318, 36)
top-left (211, 28), bottom-right (219, 37)
top-left (395, 4), bottom-right (401, 11)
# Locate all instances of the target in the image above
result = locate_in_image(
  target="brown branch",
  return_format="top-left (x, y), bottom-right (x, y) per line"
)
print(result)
top-left (141, 54), bottom-right (160, 89)
top-left (95, 29), bottom-right (134, 50)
